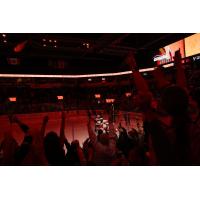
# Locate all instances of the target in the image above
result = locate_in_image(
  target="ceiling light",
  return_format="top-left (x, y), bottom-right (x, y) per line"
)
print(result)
top-left (3, 40), bottom-right (7, 43)
top-left (2, 34), bottom-right (6, 37)
top-left (43, 44), bottom-right (46, 47)
top-left (88, 78), bottom-right (92, 81)
top-left (49, 39), bottom-right (52, 42)
top-left (102, 77), bottom-right (106, 81)
top-left (95, 94), bottom-right (101, 99)
top-left (57, 96), bottom-right (64, 100)
top-left (106, 99), bottom-right (115, 103)
top-left (54, 40), bottom-right (57, 43)
top-left (42, 39), bottom-right (46, 41)
top-left (9, 97), bottom-right (16, 102)
top-left (54, 45), bottom-right (57, 48)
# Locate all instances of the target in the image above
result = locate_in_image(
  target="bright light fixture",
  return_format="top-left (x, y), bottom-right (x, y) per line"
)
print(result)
top-left (57, 96), bottom-right (64, 100)
top-left (9, 97), bottom-right (16, 102)
top-left (95, 94), bottom-right (101, 99)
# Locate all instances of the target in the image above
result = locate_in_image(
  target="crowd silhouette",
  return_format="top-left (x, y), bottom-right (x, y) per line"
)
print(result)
top-left (0, 51), bottom-right (200, 166)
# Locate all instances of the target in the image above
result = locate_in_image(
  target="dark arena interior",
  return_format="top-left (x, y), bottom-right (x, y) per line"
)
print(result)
top-left (1, 33), bottom-right (200, 166)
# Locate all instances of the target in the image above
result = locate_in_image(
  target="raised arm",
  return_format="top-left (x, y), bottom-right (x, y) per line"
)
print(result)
top-left (125, 52), bottom-right (150, 94)
top-left (40, 115), bottom-right (49, 137)
top-left (9, 115), bottom-right (32, 164)
top-left (60, 111), bottom-right (66, 146)
top-left (125, 52), bottom-right (154, 112)
top-left (76, 145), bottom-right (87, 166)
top-left (108, 119), bottom-right (116, 139)
top-left (87, 111), bottom-right (97, 144)
top-left (152, 65), bottom-right (170, 90)
top-left (9, 115), bottom-right (29, 134)
top-left (59, 111), bottom-right (71, 150)
top-left (174, 50), bottom-right (188, 92)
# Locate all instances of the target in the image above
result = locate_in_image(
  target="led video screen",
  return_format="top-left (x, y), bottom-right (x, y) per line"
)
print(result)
top-left (185, 33), bottom-right (200, 57)
top-left (153, 39), bottom-right (185, 65)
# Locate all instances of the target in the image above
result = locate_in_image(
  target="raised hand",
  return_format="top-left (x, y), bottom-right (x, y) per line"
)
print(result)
top-left (61, 111), bottom-right (66, 120)
top-left (174, 49), bottom-right (188, 91)
top-left (125, 51), bottom-right (137, 72)
top-left (40, 115), bottom-right (49, 137)
top-left (174, 49), bottom-right (182, 65)
top-left (87, 110), bottom-right (92, 122)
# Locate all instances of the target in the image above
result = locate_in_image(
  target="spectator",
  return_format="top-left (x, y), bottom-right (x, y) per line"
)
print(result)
top-left (87, 111), bottom-right (117, 165)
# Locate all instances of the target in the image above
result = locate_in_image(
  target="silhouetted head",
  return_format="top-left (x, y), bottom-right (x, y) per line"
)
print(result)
top-left (97, 129), bottom-right (103, 135)
top-left (128, 128), bottom-right (139, 143)
top-left (161, 85), bottom-right (189, 116)
top-left (44, 131), bottom-right (64, 165)
top-left (97, 129), bottom-right (103, 141)
top-left (98, 133), bottom-right (109, 146)
top-left (190, 87), bottom-right (200, 108)
top-left (128, 128), bottom-right (138, 138)
top-left (44, 132), bottom-right (60, 149)
top-left (119, 126), bottom-right (127, 134)
top-left (134, 92), bottom-right (153, 111)
top-left (118, 127), bottom-right (128, 141)
top-left (71, 140), bottom-right (80, 150)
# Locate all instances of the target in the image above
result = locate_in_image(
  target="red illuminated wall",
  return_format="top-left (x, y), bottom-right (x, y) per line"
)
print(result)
top-left (0, 111), bottom-right (143, 146)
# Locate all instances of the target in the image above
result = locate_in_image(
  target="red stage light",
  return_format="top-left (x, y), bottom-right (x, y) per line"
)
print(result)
top-left (125, 92), bottom-right (132, 97)
top-left (95, 94), bottom-right (101, 99)
top-left (9, 97), bottom-right (16, 102)
top-left (106, 99), bottom-right (115, 103)
top-left (57, 96), bottom-right (64, 100)
top-left (14, 41), bottom-right (28, 53)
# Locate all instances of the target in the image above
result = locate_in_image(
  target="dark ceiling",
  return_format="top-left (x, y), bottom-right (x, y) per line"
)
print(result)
top-left (0, 33), bottom-right (193, 74)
